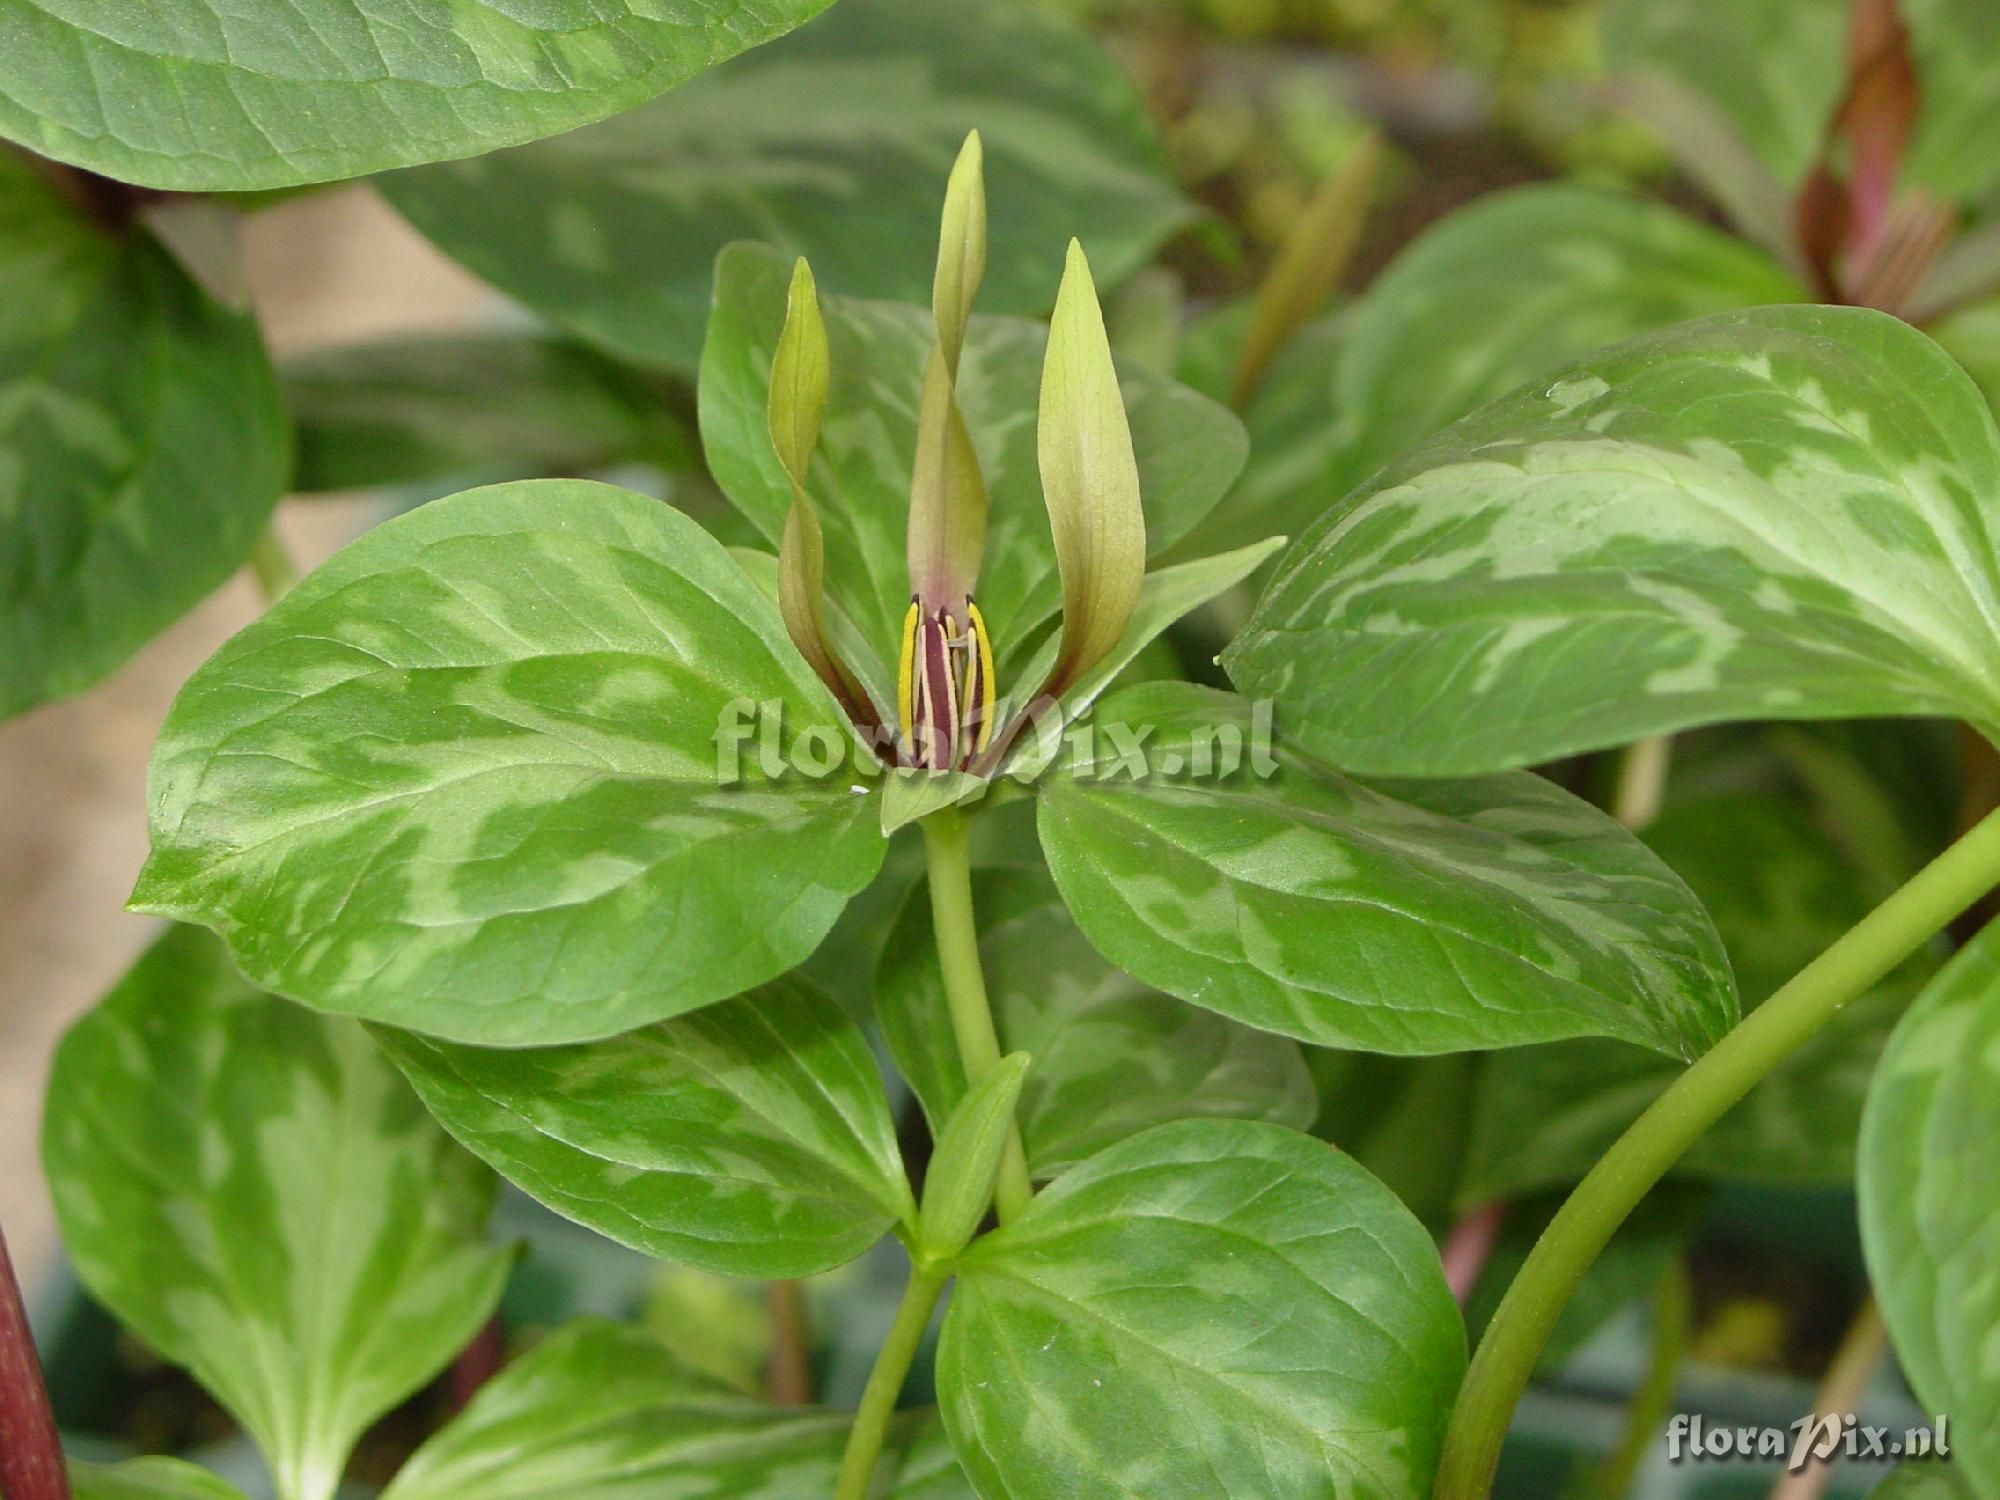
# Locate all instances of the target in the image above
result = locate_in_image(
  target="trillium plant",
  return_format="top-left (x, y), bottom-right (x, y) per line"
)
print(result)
top-left (7, 3), bottom-right (2000, 1500)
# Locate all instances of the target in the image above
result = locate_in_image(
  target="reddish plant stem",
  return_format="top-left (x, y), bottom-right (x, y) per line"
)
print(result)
top-left (446, 1316), bottom-right (506, 1412)
top-left (766, 1280), bottom-right (814, 1406)
top-left (0, 1223), bottom-right (70, 1500)
top-left (1441, 1201), bottom-right (1508, 1305)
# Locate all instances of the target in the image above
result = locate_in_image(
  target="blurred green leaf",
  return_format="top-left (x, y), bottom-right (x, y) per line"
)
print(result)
top-left (1904, 0), bottom-right (2000, 203)
top-left (284, 333), bottom-right (690, 494)
top-left (1331, 185), bottom-right (1801, 485)
top-left (1176, 303), bottom-right (1346, 554)
top-left (43, 926), bottom-right (510, 1500)
top-left (70, 1459), bottom-right (248, 1500)
top-left (380, 0), bottom-right (1194, 372)
top-left (0, 150), bottom-right (285, 720)
top-left (1601, 0), bottom-right (1848, 187)
top-left (0, 1), bottom-right (834, 190)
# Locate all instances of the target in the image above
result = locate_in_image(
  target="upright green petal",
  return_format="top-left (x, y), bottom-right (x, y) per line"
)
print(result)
top-left (908, 134), bottom-right (991, 607)
top-left (1037, 240), bottom-right (1146, 699)
top-left (771, 259), bottom-right (876, 728)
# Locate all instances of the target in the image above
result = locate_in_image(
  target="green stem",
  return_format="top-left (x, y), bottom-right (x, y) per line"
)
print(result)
top-left (1433, 802), bottom-right (2000, 1500)
top-left (248, 526), bottom-right (299, 603)
top-left (920, 806), bottom-right (1033, 1223)
top-left (1610, 735), bottom-right (1672, 831)
top-left (1579, 1262), bottom-right (1690, 1500)
top-left (834, 1266), bottom-right (945, 1500)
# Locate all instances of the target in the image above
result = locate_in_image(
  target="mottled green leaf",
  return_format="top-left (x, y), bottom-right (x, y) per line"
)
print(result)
top-left (380, 0), bottom-right (1193, 371)
top-left (1904, 0), bottom-right (2000, 203)
top-left (70, 1459), bottom-right (248, 1500)
top-left (0, 1), bottom-right (833, 191)
top-left (284, 333), bottom-right (690, 494)
top-left (1464, 765), bottom-right (1939, 1200)
top-left (1861, 920), bottom-right (2000, 1498)
top-left (939, 1119), bottom-right (1465, 1500)
top-left (877, 864), bottom-right (1315, 1178)
top-left (132, 479), bottom-right (885, 1047)
top-left (383, 1318), bottom-right (968, 1500)
top-left (43, 925), bottom-right (510, 1500)
top-left (376, 976), bottom-right (913, 1279)
top-left (700, 242), bottom-right (1246, 674)
top-left (1601, 0), bottom-right (1848, 187)
top-left (1229, 306), bottom-right (2000, 776)
top-left (1331, 185), bottom-right (1802, 486)
top-left (1038, 682), bottom-right (1735, 1058)
top-left (0, 149), bottom-right (285, 720)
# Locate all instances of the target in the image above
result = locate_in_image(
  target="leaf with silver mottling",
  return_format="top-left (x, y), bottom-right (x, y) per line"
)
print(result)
top-left (1038, 682), bottom-right (1736, 1058)
top-left (1861, 920), bottom-right (2000, 1499)
top-left (376, 976), bottom-right (913, 1279)
top-left (133, 479), bottom-right (884, 1047)
top-left (43, 925), bottom-right (509, 1500)
top-left (0, 150), bottom-right (285, 720)
top-left (1230, 306), bottom-right (2000, 776)
top-left (939, 1119), bottom-right (1464, 1500)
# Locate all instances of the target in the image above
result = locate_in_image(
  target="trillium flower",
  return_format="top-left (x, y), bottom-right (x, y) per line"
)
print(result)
top-left (766, 133), bottom-right (1152, 788)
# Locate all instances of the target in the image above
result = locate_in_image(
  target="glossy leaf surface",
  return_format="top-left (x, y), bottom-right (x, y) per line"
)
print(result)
top-left (1861, 922), bottom-right (2000, 1499)
top-left (0, 0), bottom-right (834, 190)
top-left (1038, 683), bottom-right (1736, 1057)
top-left (939, 1119), bottom-right (1464, 1500)
top-left (377, 977), bottom-right (913, 1279)
top-left (384, 1319), bottom-right (968, 1499)
top-left (1230, 307), bottom-right (2000, 776)
top-left (0, 150), bottom-right (285, 720)
top-left (134, 480), bottom-right (884, 1046)
top-left (381, 0), bottom-right (1193, 370)
top-left (43, 925), bottom-right (509, 1500)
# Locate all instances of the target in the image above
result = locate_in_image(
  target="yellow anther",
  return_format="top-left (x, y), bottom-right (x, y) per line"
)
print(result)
top-left (897, 600), bottom-right (921, 748)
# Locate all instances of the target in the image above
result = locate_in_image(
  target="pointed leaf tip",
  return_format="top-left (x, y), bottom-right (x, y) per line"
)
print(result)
top-left (768, 257), bottom-right (829, 489)
top-left (1038, 238), bottom-right (1145, 700)
top-left (934, 131), bottom-right (988, 373)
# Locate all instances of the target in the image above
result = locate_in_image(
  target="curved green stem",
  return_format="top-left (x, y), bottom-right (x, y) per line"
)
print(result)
top-left (920, 806), bottom-right (1033, 1223)
top-left (834, 1266), bottom-right (945, 1500)
top-left (1433, 802), bottom-right (2000, 1499)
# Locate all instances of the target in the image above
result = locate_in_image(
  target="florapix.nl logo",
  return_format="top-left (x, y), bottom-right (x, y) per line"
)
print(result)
top-left (710, 697), bottom-right (1281, 788)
